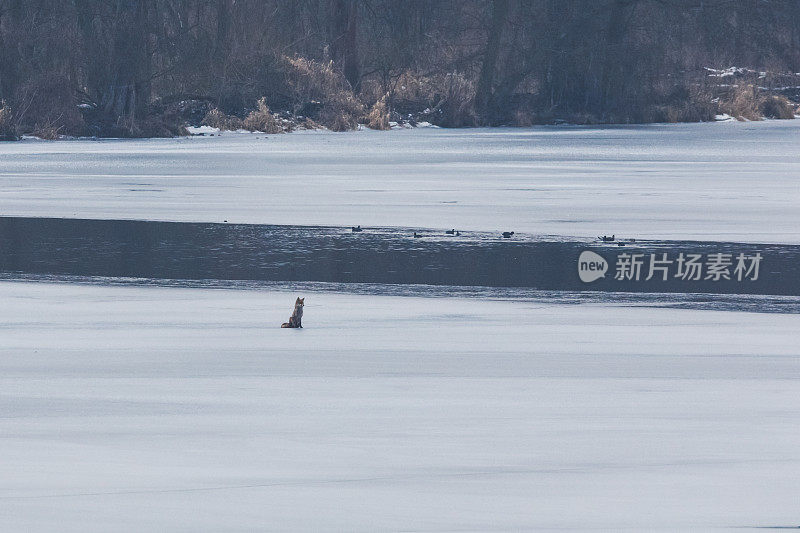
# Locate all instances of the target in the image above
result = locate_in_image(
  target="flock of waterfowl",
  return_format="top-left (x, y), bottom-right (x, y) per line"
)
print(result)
top-left (351, 227), bottom-right (631, 244)
top-left (352, 226), bottom-right (515, 239)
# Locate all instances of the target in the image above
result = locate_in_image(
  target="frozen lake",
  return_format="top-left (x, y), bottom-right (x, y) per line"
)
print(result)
top-left (1, 120), bottom-right (800, 243)
top-left (2, 122), bottom-right (799, 530)
top-left (1, 280), bottom-right (800, 531)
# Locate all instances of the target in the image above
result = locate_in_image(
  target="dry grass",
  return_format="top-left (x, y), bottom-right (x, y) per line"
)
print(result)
top-left (285, 56), bottom-right (363, 131)
top-left (365, 95), bottom-right (390, 130)
top-left (719, 84), bottom-right (763, 120)
top-left (31, 121), bottom-right (62, 139)
top-left (202, 97), bottom-right (288, 133)
top-left (511, 108), bottom-right (534, 127)
top-left (361, 70), bottom-right (437, 115)
top-left (434, 73), bottom-right (476, 127)
top-left (645, 101), bottom-right (716, 123)
top-left (243, 97), bottom-right (285, 133)
top-left (116, 116), bottom-right (186, 138)
top-left (392, 71), bottom-right (436, 106)
top-left (318, 108), bottom-right (359, 131)
top-left (0, 101), bottom-right (18, 140)
top-left (12, 74), bottom-right (85, 136)
top-left (295, 116), bottom-right (322, 130)
top-left (639, 84), bottom-right (717, 124)
top-left (760, 94), bottom-right (795, 119)
top-left (201, 108), bottom-right (244, 130)
top-left (714, 85), bottom-right (796, 121)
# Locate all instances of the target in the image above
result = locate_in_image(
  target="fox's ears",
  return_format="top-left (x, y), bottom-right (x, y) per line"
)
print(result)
top-left (296, 297), bottom-right (304, 304)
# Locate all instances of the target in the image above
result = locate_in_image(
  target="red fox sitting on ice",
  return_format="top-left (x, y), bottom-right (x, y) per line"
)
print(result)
top-left (281, 297), bottom-right (304, 328)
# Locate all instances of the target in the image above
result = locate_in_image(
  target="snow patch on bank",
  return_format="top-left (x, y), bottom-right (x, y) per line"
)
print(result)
top-left (185, 125), bottom-right (220, 135)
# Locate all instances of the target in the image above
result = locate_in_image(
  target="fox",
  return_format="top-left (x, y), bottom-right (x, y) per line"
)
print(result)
top-left (281, 297), bottom-right (304, 328)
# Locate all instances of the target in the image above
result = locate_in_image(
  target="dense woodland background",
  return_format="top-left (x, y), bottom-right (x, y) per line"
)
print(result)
top-left (1, 0), bottom-right (800, 138)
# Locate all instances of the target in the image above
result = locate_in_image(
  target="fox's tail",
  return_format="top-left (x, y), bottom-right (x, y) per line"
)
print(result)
top-left (281, 322), bottom-right (290, 328)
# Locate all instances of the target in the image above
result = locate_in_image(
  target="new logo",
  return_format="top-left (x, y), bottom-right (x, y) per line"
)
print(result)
top-left (578, 250), bottom-right (608, 282)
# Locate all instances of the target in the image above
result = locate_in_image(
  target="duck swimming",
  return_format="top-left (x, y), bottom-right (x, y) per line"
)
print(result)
top-left (502, 231), bottom-right (514, 239)
top-left (352, 225), bottom-right (362, 232)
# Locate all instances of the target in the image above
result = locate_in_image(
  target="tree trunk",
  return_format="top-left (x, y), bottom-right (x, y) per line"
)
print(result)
top-left (599, 0), bottom-right (633, 116)
top-left (343, 1), bottom-right (360, 93)
top-left (78, 0), bottom-right (151, 129)
top-left (0, 10), bottom-right (6, 103)
top-left (103, 0), bottom-right (150, 121)
top-left (330, 0), bottom-right (360, 92)
top-left (0, 0), bottom-right (24, 103)
top-left (214, 0), bottom-right (231, 107)
top-left (474, 0), bottom-right (509, 124)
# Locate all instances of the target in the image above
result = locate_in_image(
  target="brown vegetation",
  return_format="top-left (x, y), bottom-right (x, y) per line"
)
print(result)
top-left (715, 85), bottom-right (796, 121)
top-left (202, 108), bottom-right (244, 131)
top-left (1, 0), bottom-right (799, 139)
top-left (719, 85), bottom-right (764, 121)
top-left (760, 95), bottom-right (795, 120)
top-left (31, 121), bottom-right (62, 140)
top-left (0, 101), bottom-right (17, 140)
top-left (285, 57), bottom-right (364, 131)
top-left (366, 95), bottom-right (390, 130)
top-left (242, 98), bottom-right (286, 133)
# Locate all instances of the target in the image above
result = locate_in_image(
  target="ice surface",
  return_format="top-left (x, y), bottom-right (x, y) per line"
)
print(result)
top-left (1, 121), bottom-right (800, 243)
top-left (1, 280), bottom-right (800, 531)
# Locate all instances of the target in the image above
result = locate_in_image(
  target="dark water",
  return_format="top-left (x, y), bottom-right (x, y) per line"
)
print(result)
top-left (1, 216), bottom-right (798, 298)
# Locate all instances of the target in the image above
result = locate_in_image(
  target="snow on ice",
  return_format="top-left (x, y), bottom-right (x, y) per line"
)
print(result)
top-left (1, 280), bottom-right (799, 530)
top-left (1, 120), bottom-right (800, 243)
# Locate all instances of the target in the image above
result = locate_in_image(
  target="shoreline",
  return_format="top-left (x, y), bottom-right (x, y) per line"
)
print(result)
top-left (4, 113), bottom-right (786, 142)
